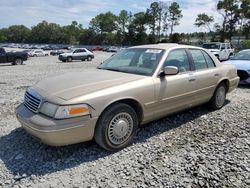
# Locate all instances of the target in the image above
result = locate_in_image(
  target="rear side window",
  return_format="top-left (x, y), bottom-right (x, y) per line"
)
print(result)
top-left (202, 51), bottom-right (215, 68)
top-left (189, 49), bottom-right (208, 70)
top-left (164, 49), bottom-right (190, 73)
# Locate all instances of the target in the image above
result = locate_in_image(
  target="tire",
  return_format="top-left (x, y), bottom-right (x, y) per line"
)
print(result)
top-left (67, 57), bottom-right (73, 62)
top-left (13, 58), bottom-right (23, 65)
top-left (87, 56), bottom-right (92, 61)
top-left (94, 103), bottom-right (139, 151)
top-left (208, 83), bottom-right (227, 110)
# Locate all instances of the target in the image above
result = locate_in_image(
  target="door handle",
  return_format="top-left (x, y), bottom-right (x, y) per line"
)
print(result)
top-left (189, 78), bottom-right (196, 82)
top-left (214, 73), bottom-right (219, 77)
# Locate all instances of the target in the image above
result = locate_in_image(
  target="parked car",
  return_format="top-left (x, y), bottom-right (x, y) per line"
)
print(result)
top-left (225, 49), bottom-right (250, 85)
top-left (30, 50), bottom-right (49, 57)
top-left (106, 47), bottom-right (119, 53)
top-left (203, 42), bottom-right (234, 61)
top-left (16, 44), bottom-right (239, 151)
top-left (58, 48), bottom-right (94, 62)
top-left (50, 50), bottom-right (64, 56)
top-left (92, 46), bottom-right (103, 51)
top-left (0, 48), bottom-right (28, 65)
top-left (22, 50), bottom-right (33, 57)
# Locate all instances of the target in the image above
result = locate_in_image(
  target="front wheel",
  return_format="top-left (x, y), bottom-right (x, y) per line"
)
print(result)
top-left (94, 103), bottom-right (138, 151)
top-left (208, 83), bottom-right (227, 110)
top-left (67, 57), bottom-right (73, 62)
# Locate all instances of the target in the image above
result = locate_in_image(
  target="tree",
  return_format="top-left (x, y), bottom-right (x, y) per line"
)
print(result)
top-left (4, 25), bottom-right (30, 43)
top-left (194, 13), bottom-right (214, 32)
top-left (217, 0), bottom-right (240, 41)
top-left (128, 12), bottom-right (148, 45)
top-left (117, 10), bottom-right (129, 33)
top-left (168, 2), bottom-right (183, 36)
top-left (240, 0), bottom-right (250, 39)
top-left (89, 12), bottom-right (117, 34)
top-left (146, 2), bottom-right (160, 37)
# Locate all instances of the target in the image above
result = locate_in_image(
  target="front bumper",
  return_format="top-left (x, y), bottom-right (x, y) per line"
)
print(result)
top-left (15, 104), bottom-right (98, 146)
top-left (58, 55), bottom-right (67, 61)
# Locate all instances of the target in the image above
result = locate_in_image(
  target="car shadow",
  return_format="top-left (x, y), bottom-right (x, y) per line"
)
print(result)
top-left (0, 100), bottom-right (230, 177)
top-left (0, 64), bottom-right (26, 67)
top-left (238, 85), bottom-right (250, 89)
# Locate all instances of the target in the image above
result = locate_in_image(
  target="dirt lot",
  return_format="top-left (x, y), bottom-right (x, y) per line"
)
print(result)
top-left (0, 52), bottom-right (249, 188)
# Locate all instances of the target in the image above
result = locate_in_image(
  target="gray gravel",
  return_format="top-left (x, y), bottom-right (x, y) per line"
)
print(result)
top-left (0, 52), bottom-right (250, 188)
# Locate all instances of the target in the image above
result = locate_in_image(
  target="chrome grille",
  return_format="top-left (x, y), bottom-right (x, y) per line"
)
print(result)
top-left (24, 90), bottom-right (42, 113)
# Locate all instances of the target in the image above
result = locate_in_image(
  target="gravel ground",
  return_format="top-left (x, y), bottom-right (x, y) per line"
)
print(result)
top-left (0, 52), bottom-right (249, 188)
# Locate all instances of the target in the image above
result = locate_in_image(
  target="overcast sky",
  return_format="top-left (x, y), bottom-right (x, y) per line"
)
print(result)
top-left (0, 0), bottom-right (221, 33)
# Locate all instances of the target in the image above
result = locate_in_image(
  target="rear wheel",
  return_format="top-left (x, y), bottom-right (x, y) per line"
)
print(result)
top-left (12, 58), bottom-right (23, 65)
top-left (94, 103), bottom-right (138, 151)
top-left (87, 56), bottom-right (92, 61)
top-left (208, 83), bottom-right (227, 110)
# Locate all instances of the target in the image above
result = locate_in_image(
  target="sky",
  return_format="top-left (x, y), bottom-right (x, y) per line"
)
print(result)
top-left (0, 0), bottom-right (221, 33)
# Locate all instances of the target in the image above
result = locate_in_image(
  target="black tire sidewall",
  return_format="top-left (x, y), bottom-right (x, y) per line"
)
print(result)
top-left (67, 57), bottom-right (72, 62)
top-left (95, 103), bottom-right (138, 151)
top-left (210, 83), bottom-right (226, 109)
top-left (15, 58), bottom-right (23, 65)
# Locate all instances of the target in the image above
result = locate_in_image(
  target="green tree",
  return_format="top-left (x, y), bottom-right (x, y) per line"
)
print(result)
top-left (89, 12), bottom-right (117, 34)
top-left (194, 13), bottom-right (214, 32)
top-left (168, 2), bottom-right (183, 36)
top-left (217, 0), bottom-right (240, 41)
top-left (117, 10), bottom-right (129, 33)
top-left (4, 25), bottom-right (30, 43)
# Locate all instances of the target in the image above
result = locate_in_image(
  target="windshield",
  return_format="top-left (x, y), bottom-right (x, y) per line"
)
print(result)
top-left (231, 51), bottom-right (250, 61)
top-left (203, 43), bottom-right (220, 49)
top-left (98, 48), bottom-right (165, 76)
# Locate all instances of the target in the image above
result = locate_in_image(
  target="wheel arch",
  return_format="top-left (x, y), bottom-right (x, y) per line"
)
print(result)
top-left (98, 98), bottom-right (144, 124)
top-left (217, 78), bottom-right (230, 92)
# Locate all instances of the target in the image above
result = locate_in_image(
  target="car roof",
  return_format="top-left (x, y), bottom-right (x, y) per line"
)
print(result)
top-left (130, 43), bottom-right (202, 51)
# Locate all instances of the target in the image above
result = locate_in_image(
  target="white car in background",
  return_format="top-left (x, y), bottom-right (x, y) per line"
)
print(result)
top-left (203, 43), bottom-right (234, 61)
top-left (30, 50), bottom-right (49, 57)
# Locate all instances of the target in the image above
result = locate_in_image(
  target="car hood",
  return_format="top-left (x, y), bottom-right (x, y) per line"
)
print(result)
top-left (207, 49), bottom-right (220, 53)
top-left (225, 60), bottom-right (250, 70)
top-left (60, 52), bottom-right (72, 56)
top-left (34, 69), bottom-right (145, 100)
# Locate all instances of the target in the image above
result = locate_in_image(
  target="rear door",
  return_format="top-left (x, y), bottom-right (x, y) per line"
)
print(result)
top-left (188, 49), bottom-right (221, 105)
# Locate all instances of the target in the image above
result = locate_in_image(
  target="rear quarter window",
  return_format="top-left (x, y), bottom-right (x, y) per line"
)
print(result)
top-left (202, 51), bottom-right (216, 68)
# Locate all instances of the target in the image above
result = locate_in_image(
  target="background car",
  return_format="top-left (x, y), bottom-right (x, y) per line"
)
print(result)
top-left (0, 47), bottom-right (28, 65)
top-left (50, 50), bottom-right (64, 56)
top-left (30, 50), bottom-right (49, 57)
top-left (203, 42), bottom-right (234, 61)
top-left (225, 49), bottom-right (250, 85)
top-left (58, 48), bottom-right (94, 62)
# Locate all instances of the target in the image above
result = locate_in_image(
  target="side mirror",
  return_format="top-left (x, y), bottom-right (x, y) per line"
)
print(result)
top-left (163, 66), bottom-right (179, 75)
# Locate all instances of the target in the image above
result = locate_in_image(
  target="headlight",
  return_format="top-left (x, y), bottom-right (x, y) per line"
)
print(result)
top-left (40, 102), bottom-right (58, 117)
top-left (55, 104), bottom-right (90, 119)
top-left (40, 103), bottom-right (90, 119)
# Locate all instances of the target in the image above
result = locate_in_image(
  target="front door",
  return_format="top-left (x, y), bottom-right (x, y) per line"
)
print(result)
top-left (0, 48), bottom-right (6, 63)
top-left (153, 49), bottom-right (196, 118)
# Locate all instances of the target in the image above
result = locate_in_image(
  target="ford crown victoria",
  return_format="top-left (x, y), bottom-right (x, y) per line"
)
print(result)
top-left (16, 44), bottom-right (239, 151)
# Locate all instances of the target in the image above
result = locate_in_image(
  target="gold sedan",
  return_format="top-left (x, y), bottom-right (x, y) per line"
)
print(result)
top-left (16, 44), bottom-right (239, 151)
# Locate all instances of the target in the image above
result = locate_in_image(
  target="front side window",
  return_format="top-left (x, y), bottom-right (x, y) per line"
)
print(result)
top-left (189, 49), bottom-right (208, 70)
top-left (98, 48), bottom-right (164, 76)
top-left (164, 49), bottom-right (190, 73)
